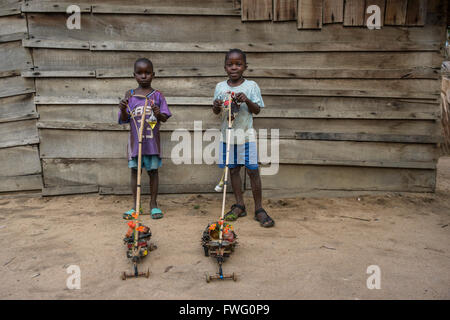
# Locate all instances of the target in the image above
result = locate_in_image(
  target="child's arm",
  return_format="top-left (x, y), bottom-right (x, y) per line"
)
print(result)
top-left (118, 90), bottom-right (132, 123)
top-left (235, 92), bottom-right (261, 115)
top-left (153, 105), bottom-right (168, 122)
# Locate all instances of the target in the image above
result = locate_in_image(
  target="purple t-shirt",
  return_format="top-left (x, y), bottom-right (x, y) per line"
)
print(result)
top-left (118, 90), bottom-right (171, 160)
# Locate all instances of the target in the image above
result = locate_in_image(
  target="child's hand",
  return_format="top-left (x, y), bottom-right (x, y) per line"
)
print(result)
top-left (213, 99), bottom-right (222, 114)
top-left (235, 92), bottom-right (249, 104)
top-left (119, 97), bottom-right (129, 111)
top-left (153, 105), bottom-right (160, 116)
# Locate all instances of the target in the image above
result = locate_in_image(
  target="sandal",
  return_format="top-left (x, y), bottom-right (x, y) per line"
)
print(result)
top-left (151, 207), bottom-right (164, 219)
top-left (224, 204), bottom-right (247, 221)
top-left (123, 208), bottom-right (143, 220)
top-left (254, 208), bottom-right (275, 228)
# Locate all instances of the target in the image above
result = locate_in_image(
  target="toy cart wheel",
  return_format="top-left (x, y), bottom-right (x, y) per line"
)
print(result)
top-left (121, 272), bottom-right (127, 281)
top-left (134, 264), bottom-right (138, 277)
top-left (232, 272), bottom-right (237, 282)
top-left (205, 273), bottom-right (211, 283)
top-left (203, 245), bottom-right (210, 257)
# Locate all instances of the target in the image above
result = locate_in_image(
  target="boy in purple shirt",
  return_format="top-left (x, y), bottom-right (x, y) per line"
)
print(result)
top-left (118, 58), bottom-right (172, 219)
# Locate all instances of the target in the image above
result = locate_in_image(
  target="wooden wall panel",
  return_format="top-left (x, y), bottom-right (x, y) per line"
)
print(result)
top-left (38, 128), bottom-right (437, 170)
top-left (241, 0), bottom-right (272, 21)
top-left (42, 159), bottom-right (223, 193)
top-left (0, 14), bottom-right (27, 42)
top-left (0, 119), bottom-right (39, 149)
top-left (344, 0), bottom-right (366, 26)
top-left (0, 41), bottom-right (33, 74)
top-left (33, 77), bottom-right (440, 101)
top-left (385, 0), bottom-right (408, 25)
top-left (323, 0), bottom-right (344, 24)
top-left (406, 0), bottom-right (427, 26)
top-left (273, 0), bottom-right (297, 21)
top-left (30, 49), bottom-right (442, 71)
top-left (0, 76), bottom-right (35, 98)
top-left (0, 174), bottom-right (42, 192)
top-left (0, 145), bottom-right (41, 176)
top-left (0, 93), bottom-right (35, 118)
top-left (25, 13), bottom-right (446, 44)
top-left (255, 165), bottom-right (435, 192)
top-left (297, 0), bottom-right (323, 29)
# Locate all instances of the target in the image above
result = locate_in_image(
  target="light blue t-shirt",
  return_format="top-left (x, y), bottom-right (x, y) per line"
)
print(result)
top-left (213, 79), bottom-right (264, 144)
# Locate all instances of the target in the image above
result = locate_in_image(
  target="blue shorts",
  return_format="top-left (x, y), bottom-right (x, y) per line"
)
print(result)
top-left (128, 155), bottom-right (162, 171)
top-left (218, 142), bottom-right (259, 170)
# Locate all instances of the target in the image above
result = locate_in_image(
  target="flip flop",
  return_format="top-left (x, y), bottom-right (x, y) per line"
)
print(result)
top-left (123, 208), bottom-right (143, 220)
top-left (151, 207), bottom-right (164, 219)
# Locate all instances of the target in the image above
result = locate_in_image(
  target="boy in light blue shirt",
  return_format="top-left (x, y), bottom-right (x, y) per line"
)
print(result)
top-left (212, 49), bottom-right (275, 228)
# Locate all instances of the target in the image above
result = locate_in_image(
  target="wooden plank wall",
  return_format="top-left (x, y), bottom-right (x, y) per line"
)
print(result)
top-left (0, 0), bottom-right (42, 194)
top-left (0, 0), bottom-right (447, 196)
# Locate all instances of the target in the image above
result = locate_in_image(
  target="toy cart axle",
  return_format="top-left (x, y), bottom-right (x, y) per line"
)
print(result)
top-left (122, 266), bottom-right (150, 280)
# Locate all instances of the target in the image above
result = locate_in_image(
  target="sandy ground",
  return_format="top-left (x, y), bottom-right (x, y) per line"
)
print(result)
top-left (0, 158), bottom-right (449, 300)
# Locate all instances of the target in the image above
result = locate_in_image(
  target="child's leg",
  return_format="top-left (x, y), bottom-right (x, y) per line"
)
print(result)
top-left (130, 168), bottom-right (137, 209)
top-left (229, 166), bottom-right (245, 214)
top-left (246, 168), bottom-right (262, 211)
top-left (148, 169), bottom-right (158, 210)
top-left (247, 168), bottom-right (275, 228)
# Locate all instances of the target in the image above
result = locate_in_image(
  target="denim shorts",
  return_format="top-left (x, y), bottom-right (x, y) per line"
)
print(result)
top-left (218, 142), bottom-right (258, 170)
top-left (128, 155), bottom-right (162, 171)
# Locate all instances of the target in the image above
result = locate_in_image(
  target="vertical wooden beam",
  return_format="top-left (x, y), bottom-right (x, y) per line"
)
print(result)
top-left (344, 0), bottom-right (365, 26)
top-left (323, 0), bottom-right (344, 24)
top-left (405, 0), bottom-right (427, 26)
top-left (273, 0), bottom-right (297, 21)
top-left (241, 0), bottom-right (273, 21)
top-left (297, 0), bottom-right (323, 29)
top-left (385, 0), bottom-right (408, 25)
top-left (365, 0), bottom-right (386, 27)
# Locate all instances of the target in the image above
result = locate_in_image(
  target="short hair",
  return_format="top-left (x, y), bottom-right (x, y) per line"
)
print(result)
top-left (134, 58), bottom-right (153, 71)
top-left (225, 48), bottom-right (247, 64)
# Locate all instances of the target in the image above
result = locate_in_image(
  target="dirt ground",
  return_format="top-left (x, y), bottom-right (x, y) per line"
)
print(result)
top-left (1, 158), bottom-right (449, 300)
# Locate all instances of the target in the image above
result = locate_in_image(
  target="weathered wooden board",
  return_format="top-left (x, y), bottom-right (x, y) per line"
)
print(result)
top-left (30, 49), bottom-right (443, 71)
top-left (23, 38), bottom-right (442, 52)
top-left (253, 165), bottom-right (435, 192)
top-left (0, 0), bottom-right (22, 17)
top-left (0, 174), bottom-right (42, 192)
top-left (24, 11), bottom-right (445, 44)
top-left (42, 185), bottom-right (98, 196)
top-left (0, 41), bottom-right (33, 73)
top-left (297, 0), bottom-right (322, 29)
top-left (344, 0), bottom-right (365, 26)
top-left (0, 76), bottom-right (35, 98)
top-left (323, 0), bottom-right (344, 24)
top-left (258, 138), bottom-right (437, 167)
top-left (365, 0), bottom-right (386, 27)
top-left (0, 14), bottom-right (27, 42)
top-left (21, 1), bottom-right (91, 13)
top-left (36, 96), bottom-right (441, 122)
top-left (241, 0), bottom-right (272, 21)
top-left (91, 4), bottom-right (240, 15)
top-left (405, 0), bottom-right (427, 26)
top-left (0, 93), bottom-right (36, 118)
top-left (296, 131), bottom-right (440, 143)
top-left (42, 158), bottom-right (223, 193)
top-left (0, 145), bottom-right (41, 176)
top-left (385, 0), bottom-right (408, 25)
top-left (40, 126), bottom-right (437, 168)
top-left (22, 66), bottom-right (440, 80)
top-left (33, 77), bottom-right (440, 101)
top-left (273, 0), bottom-right (297, 21)
top-left (0, 119), bottom-right (39, 149)
top-left (253, 118), bottom-right (440, 138)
